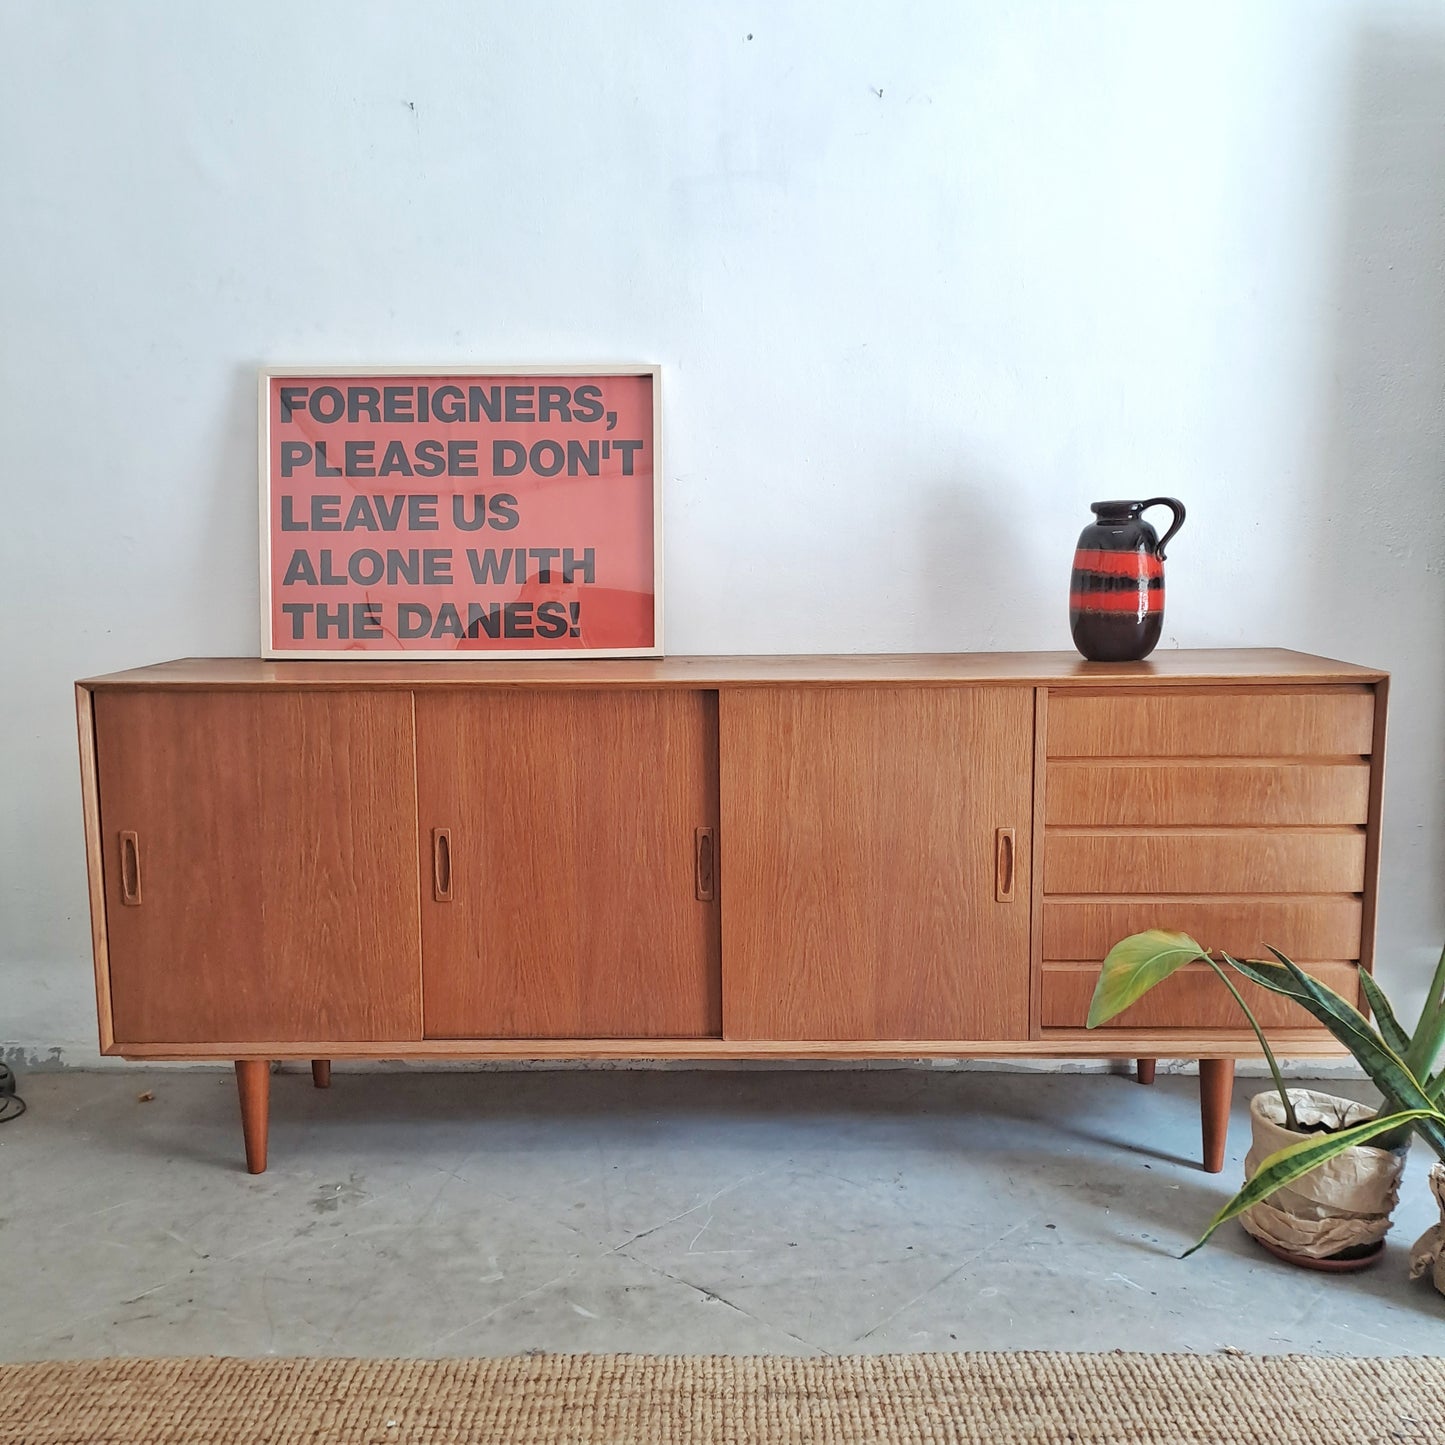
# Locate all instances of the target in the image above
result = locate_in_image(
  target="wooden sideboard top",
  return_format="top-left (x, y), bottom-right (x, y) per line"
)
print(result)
top-left (79, 649), bottom-right (1385, 689)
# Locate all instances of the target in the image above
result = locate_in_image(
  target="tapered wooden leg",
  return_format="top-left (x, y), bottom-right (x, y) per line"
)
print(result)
top-left (1137, 1058), bottom-right (1157, 1085)
top-left (1199, 1058), bottom-right (1235, 1174)
top-left (235, 1060), bottom-right (271, 1174)
top-left (311, 1059), bottom-right (331, 1089)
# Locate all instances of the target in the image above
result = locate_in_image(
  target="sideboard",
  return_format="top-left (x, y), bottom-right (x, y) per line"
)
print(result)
top-left (75, 649), bottom-right (1386, 1173)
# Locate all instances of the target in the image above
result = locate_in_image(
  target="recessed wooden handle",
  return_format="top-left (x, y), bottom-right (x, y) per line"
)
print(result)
top-left (120, 830), bottom-right (142, 906)
top-left (695, 826), bottom-right (716, 902)
top-left (432, 827), bottom-right (452, 902)
top-left (995, 827), bottom-right (1015, 903)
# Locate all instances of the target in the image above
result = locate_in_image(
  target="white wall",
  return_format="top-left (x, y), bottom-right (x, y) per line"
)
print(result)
top-left (3, 0), bottom-right (1442, 1066)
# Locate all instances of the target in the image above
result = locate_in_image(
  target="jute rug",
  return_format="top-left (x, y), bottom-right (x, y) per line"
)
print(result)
top-left (2, 1351), bottom-right (1441, 1445)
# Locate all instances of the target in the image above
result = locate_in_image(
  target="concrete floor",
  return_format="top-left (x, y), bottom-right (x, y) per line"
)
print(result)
top-left (1, 1066), bottom-right (1441, 1362)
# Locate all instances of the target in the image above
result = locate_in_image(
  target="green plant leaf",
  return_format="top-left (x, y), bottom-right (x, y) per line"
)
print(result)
top-left (1358, 969), bottom-right (1411, 1057)
top-left (1086, 930), bottom-right (1206, 1028)
top-left (1245, 948), bottom-right (1445, 1164)
top-left (1207, 955), bottom-right (1299, 1131)
top-left (1407, 942), bottom-right (1445, 1081)
top-left (1227, 951), bottom-right (1400, 1073)
top-left (1408, 1113), bottom-right (1445, 1165)
top-left (1219, 953), bottom-right (1310, 1002)
top-left (1410, 1001), bottom-right (1445, 1090)
top-left (1183, 1107), bottom-right (1443, 1256)
top-left (1261, 947), bottom-right (1418, 1079)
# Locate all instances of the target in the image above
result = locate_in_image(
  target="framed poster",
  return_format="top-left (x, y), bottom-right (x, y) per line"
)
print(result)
top-left (259, 365), bottom-right (661, 658)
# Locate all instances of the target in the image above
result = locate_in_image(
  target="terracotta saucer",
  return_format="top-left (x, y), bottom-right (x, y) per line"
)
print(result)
top-left (1250, 1233), bottom-right (1386, 1273)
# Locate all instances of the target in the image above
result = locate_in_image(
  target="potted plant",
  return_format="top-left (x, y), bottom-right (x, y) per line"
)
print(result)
top-left (1088, 931), bottom-right (1445, 1282)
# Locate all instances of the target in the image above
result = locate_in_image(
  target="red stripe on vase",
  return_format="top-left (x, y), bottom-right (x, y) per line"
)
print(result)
top-left (1069, 590), bottom-right (1165, 614)
top-left (1071, 549), bottom-right (1164, 578)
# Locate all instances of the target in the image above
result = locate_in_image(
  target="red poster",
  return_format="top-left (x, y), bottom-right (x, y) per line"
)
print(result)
top-left (259, 367), bottom-right (661, 657)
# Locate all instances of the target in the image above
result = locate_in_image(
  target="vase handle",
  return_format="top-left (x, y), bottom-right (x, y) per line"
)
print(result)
top-left (1141, 497), bottom-right (1186, 560)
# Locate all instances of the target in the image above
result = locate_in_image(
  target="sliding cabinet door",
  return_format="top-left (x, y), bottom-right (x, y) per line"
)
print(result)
top-left (721, 686), bottom-right (1033, 1041)
top-left (96, 690), bottom-right (421, 1045)
top-left (417, 690), bottom-right (721, 1038)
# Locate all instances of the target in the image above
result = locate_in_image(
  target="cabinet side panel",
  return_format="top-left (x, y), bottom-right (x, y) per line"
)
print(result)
top-left (76, 684), bottom-right (114, 1052)
top-left (96, 690), bottom-right (421, 1044)
top-left (1359, 679), bottom-right (1388, 979)
top-left (720, 686), bottom-right (1033, 1042)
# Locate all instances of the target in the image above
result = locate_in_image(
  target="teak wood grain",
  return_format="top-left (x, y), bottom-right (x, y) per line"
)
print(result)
top-left (1200, 1059), bottom-right (1235, 1173)
top-left (1032, 677), bottom-right (1380, 1037)
top-left (1045, 760), bottom-right (1371, 827)
top-left (1040, 960), bottom-right (1363, 1030)
top-left (75, 685), bottom-right (114, 1052)
top-left (719, 686), bottom-right (1033, 1041)
top-left (1027, 687), bottom-right (1050, 1040)
top-left (415, 689), bottom-right (721, 1038)
top-left (1357, 679), bottom-right (1390, 981)
top-left (78, 649), bottom-right (1385, 691)
top-left (114, 1030), bottom-right (1350, 1061)
top-left (73, 652), bottom-right (1388, 1174)
top-left (94, 690), bottom-right (421, 1045)
top-left (1042, 897), bottom-right (1363, 963)
top-left (1044, 829), bottom-right (1367, 895)
top-left (234, 1060), bottom-right (270, 1174)
top-left (1045, 687), bottom-right (1375, 758)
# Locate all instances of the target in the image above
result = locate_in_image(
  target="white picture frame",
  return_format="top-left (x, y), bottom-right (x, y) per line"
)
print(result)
top-left (258, 364), bottom-right (663, 660)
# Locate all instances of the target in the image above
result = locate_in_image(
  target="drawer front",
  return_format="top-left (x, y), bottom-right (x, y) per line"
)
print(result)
top-left (1037, 682), bottom-right (1381, 1035)
top-left (1045, 761), bottom-right (1371, 827)
top-left (1045, 829), bottom-right (1366, 895)
top-left (1047, 687), bottom-right (1375, 759)
top-left (1042, 897), bottom-right (1364, 963)
top-left (1041, 960), bottom-right (1362, 1030)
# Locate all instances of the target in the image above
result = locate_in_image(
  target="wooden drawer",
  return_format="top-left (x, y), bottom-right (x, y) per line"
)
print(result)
top-left (1043, 897), bottom-right (1363, 962)
top-left (1041, 960), bottom-right (1361, 1030)
top-left (1046, 761), bottom-right (1371, 826)
top-left (1047, 687), bottom-right (1375, 758)
top-left (1045, 829), bottom-right (1366, 895)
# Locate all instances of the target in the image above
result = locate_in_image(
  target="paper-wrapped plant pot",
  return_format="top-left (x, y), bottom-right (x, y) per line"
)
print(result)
top-left (1409, 1162), bottom-right (1445, 1296)
top-left (1239, 1089), bottom-right (1408, 1263)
